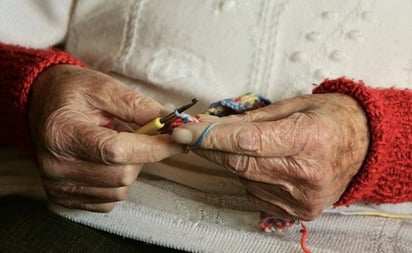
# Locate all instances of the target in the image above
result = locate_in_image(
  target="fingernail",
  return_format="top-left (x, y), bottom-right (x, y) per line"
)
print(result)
top-left (172, 128), bottom-right (194, 145)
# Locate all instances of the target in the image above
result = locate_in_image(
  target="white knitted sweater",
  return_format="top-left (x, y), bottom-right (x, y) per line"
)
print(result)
top-left (1, 0), bottom-right (412, 252)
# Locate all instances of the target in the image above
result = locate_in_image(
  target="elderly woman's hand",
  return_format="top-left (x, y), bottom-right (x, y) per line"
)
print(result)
top-left (28, 65), bottom-right (184, 212)
top-left (172, 93), bottom-right (369, 221)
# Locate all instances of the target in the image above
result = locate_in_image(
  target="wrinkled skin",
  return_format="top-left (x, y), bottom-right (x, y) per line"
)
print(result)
top-left (172, 94), bottom-right (369, 221)
top-left (29, 65), bottom-right (184, 212)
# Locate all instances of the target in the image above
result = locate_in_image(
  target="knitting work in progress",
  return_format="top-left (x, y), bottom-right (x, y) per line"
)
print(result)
top-left (170, 92), bottom-right (311, 253)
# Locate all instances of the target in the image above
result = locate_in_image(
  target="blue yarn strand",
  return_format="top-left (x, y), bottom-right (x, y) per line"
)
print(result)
top-left (192, 123), bottom-right (219, 148)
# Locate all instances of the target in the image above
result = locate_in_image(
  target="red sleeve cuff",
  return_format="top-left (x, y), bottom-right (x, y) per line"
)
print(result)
top-left (0, 42), bottom-right (85, 158)
top-left (313, 77), bottom-right (412, 206)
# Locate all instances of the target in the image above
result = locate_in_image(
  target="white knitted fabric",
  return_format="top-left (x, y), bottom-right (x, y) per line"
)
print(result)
top-left (1, 0), bottom-right (412, 252)
top-left (1, 149), bottom-right (411, 252)
top-left (0, 0), bottom-right (73, 48)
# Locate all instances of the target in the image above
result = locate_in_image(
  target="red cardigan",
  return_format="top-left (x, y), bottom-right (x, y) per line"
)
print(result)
top-left (1, 43), bottom-right (411, 206)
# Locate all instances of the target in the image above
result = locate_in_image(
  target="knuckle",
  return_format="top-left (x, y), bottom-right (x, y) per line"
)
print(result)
top-left (297, 205), bottom-right (323, 221)
top-left (235, 125), bottom-right (262, 152)
top-left (113, 187), bottom-right (129, 201)
top-left (119, 173), bottom-right (136, 186)
top-left (127, 94), bottom-right (159, 117)
top-left (114, 165), bottom-right (139, 186)
top-left (100, 138), bottom-right (128, 164)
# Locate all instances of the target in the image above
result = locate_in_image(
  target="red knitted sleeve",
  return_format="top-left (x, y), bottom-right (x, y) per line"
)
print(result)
top-left (0, 43), bottom-right (84, 157)
top-left (313, 78), bottom-right (412, 206)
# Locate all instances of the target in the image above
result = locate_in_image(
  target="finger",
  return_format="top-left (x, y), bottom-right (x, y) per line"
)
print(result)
top-left (41, 160), bottom-right (142, 187)
top-left (173, 113), bottom-right (311, 157)
top-left (236, 95), bottom-right (312, 122)
top-left (44, 182), bottom-right (129, 204)
top-left (69, 124), bottom-right (185, 164)
top-left (53, 200), bottom-right (117, 213)
top-left (191, 149), bottom-right (328, 196)
top-left (196, 114), bottom-right (242, 124)
top-left (246, 192), bottom-right (296, 220)
top-left (77, 203), bottom-right (117, 212)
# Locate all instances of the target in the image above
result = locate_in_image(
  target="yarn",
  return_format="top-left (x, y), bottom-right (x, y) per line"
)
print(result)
top-left (205, 92), bottom-right (271, 117)
top-left (169, 110), bottom-right (199, 128)
top-left (259, 211), bottom-right (310, 253)
top-left (192, 123), bottom-right (219, 148)
top-left (259, 212), bottom-right (298, 232)
top-left (300, 222), bottom-right (311, 253)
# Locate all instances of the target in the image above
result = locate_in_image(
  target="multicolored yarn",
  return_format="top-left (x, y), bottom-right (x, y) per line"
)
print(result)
top-left (260, 212), bottom-right (310, 253)
top-left (169, 110), bottom-right (199, 128)
top-left (169, 92), bottom-right (270, 127)
top-left (205, 92), bottom-right (271, 117)
top-left (259, 212), bottom-right (298, 232)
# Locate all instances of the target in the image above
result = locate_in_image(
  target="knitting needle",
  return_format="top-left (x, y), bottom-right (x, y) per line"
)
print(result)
top-left (135, 98), bottom-right (199, 135)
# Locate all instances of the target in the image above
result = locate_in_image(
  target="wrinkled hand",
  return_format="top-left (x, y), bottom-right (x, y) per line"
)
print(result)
top-left (29, 65), bottom-right (184, 212)
top-left (172, 94), bottom-right (369, 221)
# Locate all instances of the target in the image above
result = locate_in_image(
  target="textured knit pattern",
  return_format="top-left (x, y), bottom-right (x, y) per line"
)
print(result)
top-left (0, 43), bottom-right (84, 156)
top-left (313, 78), bottom-right (412, 206)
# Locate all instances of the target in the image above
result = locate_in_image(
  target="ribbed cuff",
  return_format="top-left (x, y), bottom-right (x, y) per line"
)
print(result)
top-left (0, 42), bottom-right (85, 159)
top-left (313, 77), bottom-right (412, 206)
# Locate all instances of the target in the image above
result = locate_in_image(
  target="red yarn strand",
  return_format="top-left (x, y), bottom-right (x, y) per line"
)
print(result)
top-left (300, 222), bottom-right (311, 253)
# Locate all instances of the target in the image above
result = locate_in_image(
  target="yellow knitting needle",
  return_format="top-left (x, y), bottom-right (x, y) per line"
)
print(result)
top-left (135, 98), bottom-right (199, 135)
